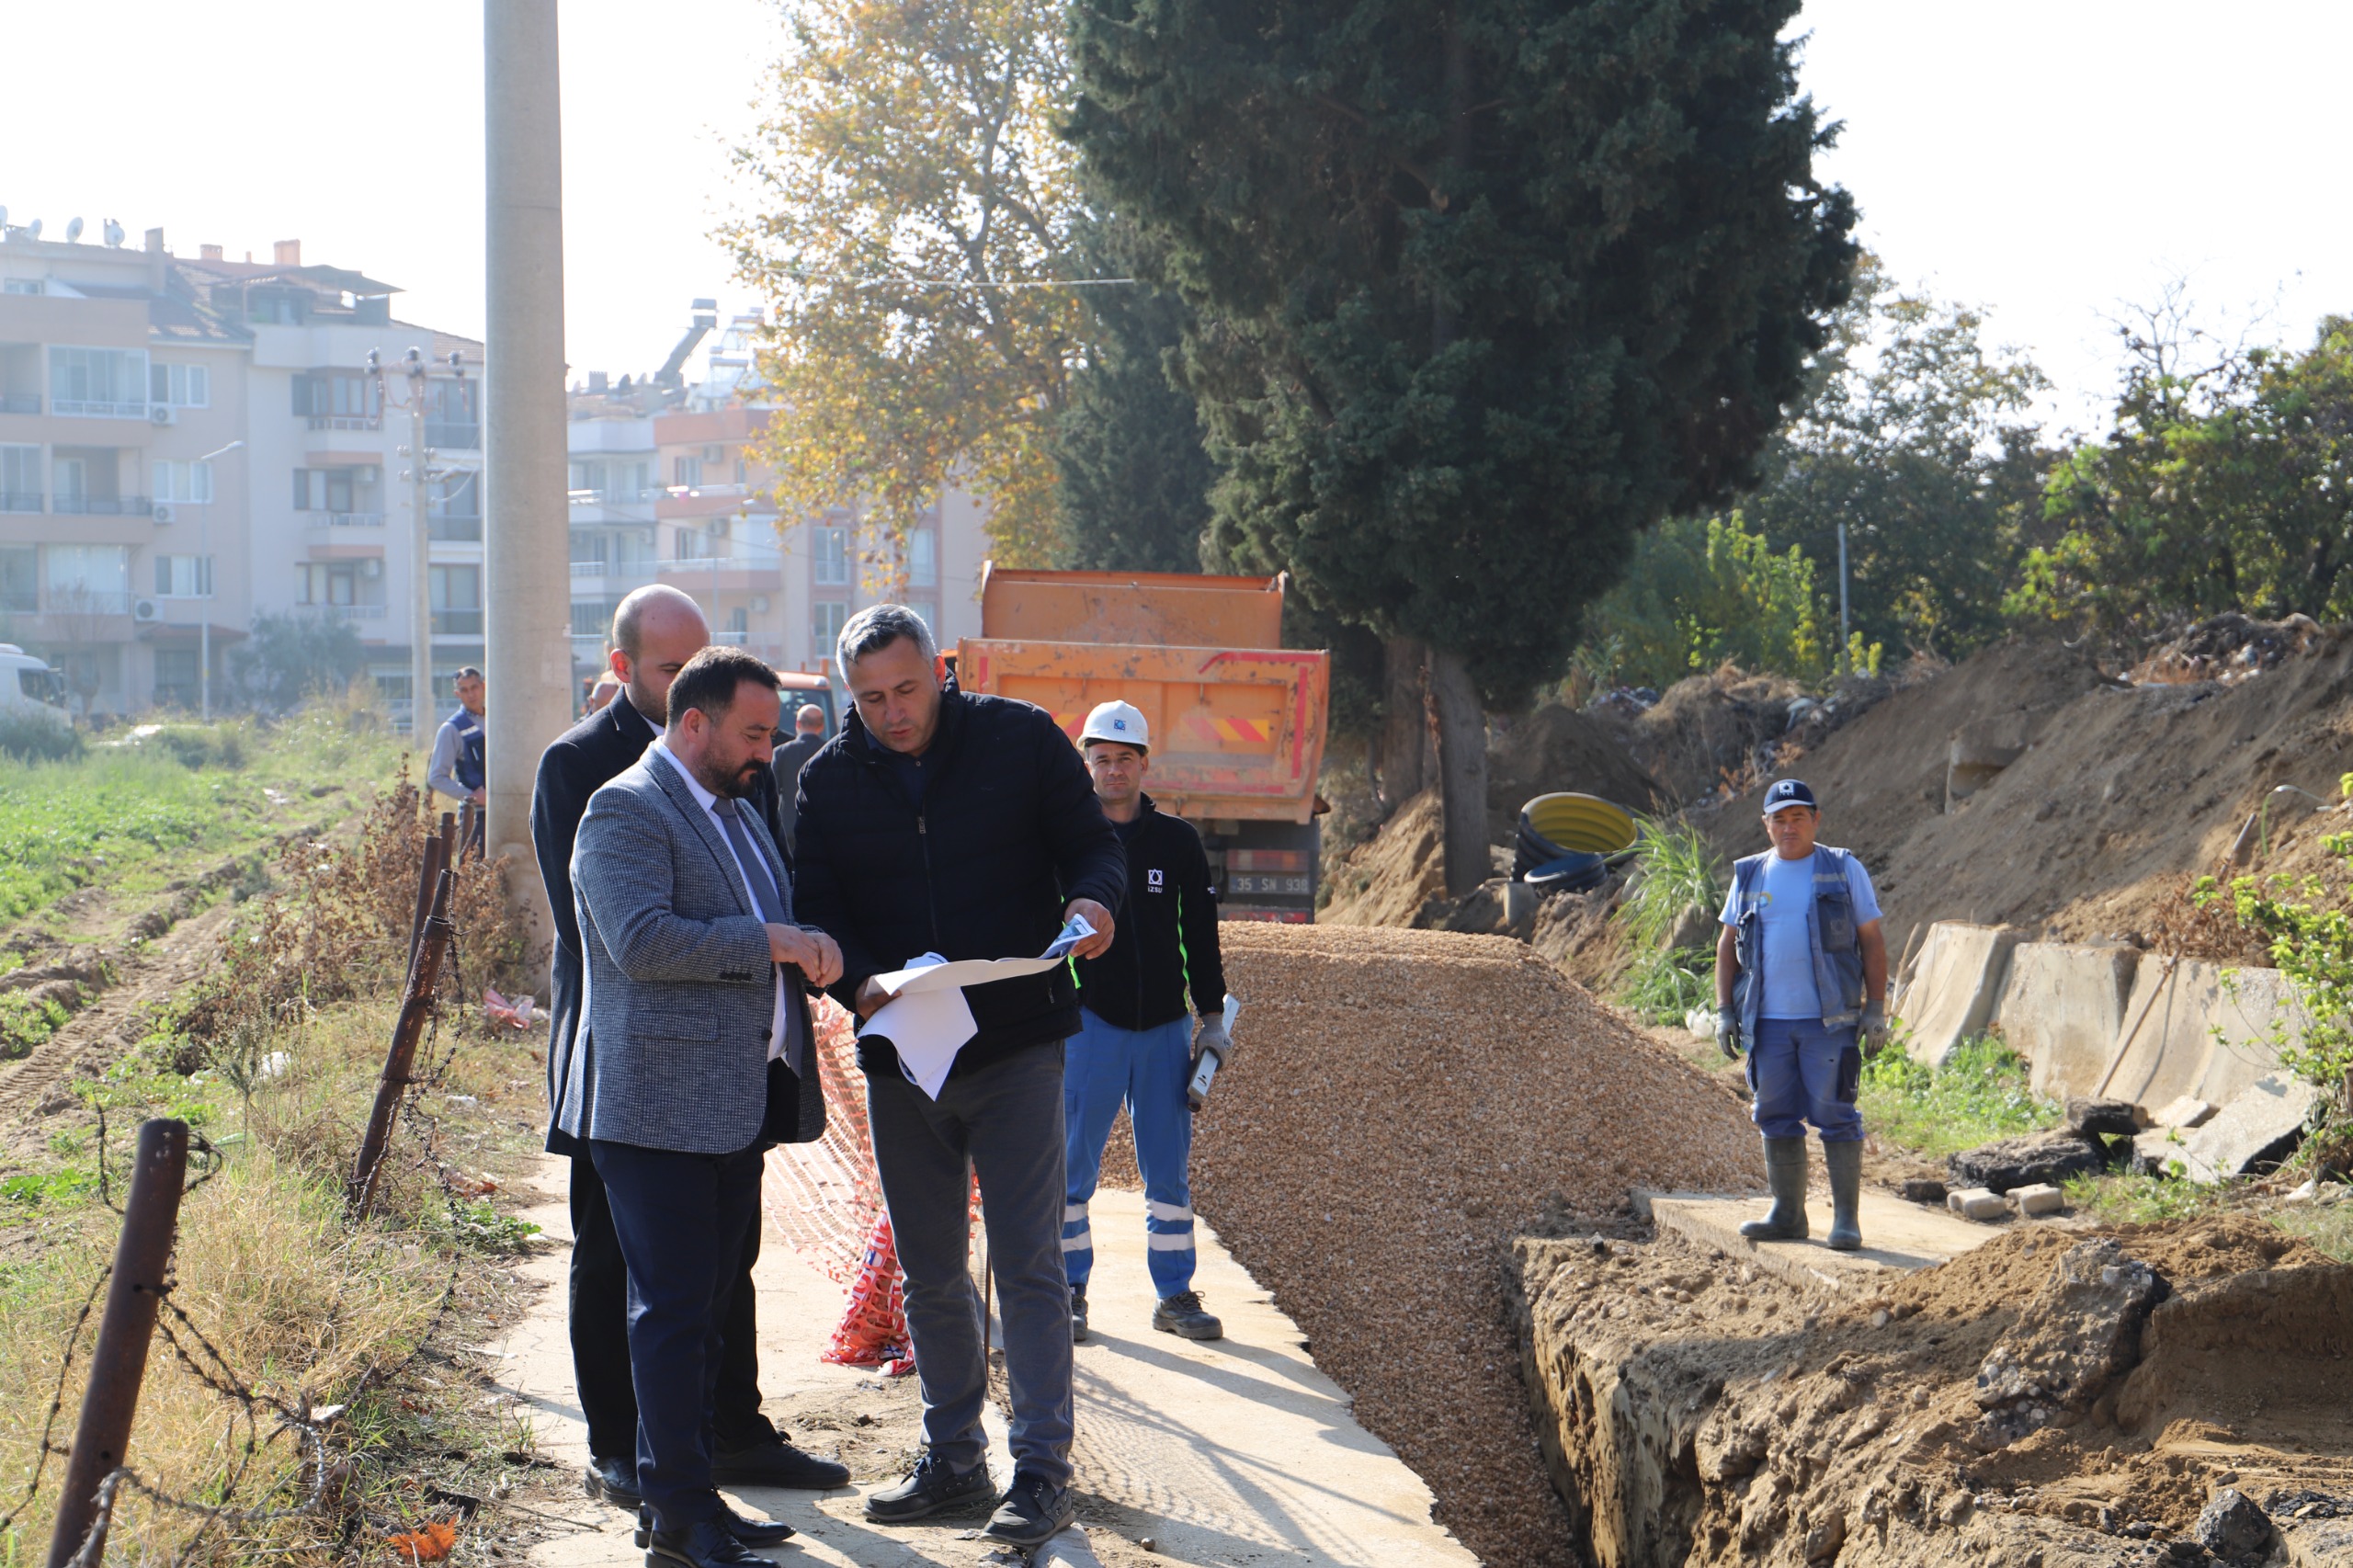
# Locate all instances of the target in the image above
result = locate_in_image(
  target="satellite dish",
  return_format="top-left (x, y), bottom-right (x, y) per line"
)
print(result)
top-left (26, 219), bottom-right (40, 241)
top-left (102, 219), bottom-right (123, 248)
top-left (64, 217), bottom-right (83, 244)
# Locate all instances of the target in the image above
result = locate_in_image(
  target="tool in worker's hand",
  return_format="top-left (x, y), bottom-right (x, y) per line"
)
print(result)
top-left (1188, 994), bottom-right (1240, 1110)
top-left (1716, 1005), bottom-right (1744, 1061)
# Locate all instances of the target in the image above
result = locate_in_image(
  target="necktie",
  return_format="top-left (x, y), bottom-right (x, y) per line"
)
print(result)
top-left (710, 797), bottom-right (805, 1071)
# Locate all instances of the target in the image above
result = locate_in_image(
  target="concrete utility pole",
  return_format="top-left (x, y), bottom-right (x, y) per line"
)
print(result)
top-left (484, 0), bottom-right (571, 948)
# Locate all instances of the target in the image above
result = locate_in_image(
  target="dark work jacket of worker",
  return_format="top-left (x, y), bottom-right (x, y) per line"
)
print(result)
top-left (529, 688), bottom-right (786, 1154)
top-left (793, 683), bottom-right (1127, 1082)
top-left (1075, 794), bottom-right (1226, 1032)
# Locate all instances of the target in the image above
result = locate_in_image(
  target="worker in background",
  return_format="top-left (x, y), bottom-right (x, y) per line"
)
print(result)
top-left (585, 670), bottom-right (622, 714)
top-left (767, 699), bottom-right (827, 858)
top-left (1063, 700), bottom-right (1229, 1343)
top-left (428, 665), bottom-right (487, 856)
top-left (1714, 778), bottom-right (1890, 1251)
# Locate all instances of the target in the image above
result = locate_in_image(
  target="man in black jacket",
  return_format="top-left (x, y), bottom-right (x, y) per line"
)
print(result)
top-left (793, 605), bottom-right (1122, 1551)
top-left (531, 585), bottom-right (846, 1514)
top-left (1060, 701), bottom-right (1229, 1345)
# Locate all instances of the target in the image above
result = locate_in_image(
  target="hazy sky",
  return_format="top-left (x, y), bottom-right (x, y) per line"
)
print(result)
top-left (7, 1), bottom-right (2347, 433)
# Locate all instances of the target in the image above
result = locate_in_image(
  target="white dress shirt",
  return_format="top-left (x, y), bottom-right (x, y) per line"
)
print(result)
top-left (649, 740), bottom-right (798, 1067)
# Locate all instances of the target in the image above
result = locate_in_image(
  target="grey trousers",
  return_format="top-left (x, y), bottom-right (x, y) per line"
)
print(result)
top-left (867, 1040), bottom-right (1074, 1488)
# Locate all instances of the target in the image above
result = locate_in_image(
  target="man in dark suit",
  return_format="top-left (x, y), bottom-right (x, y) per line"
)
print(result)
top-left (564, 645), bottom-right (841, 1568)
top-left (531, 585), bottom-right (845, 1514)
top-left (767, 700), bottom-right (827, 858)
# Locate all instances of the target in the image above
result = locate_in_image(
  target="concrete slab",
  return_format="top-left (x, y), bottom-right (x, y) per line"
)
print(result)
top-left (1896, 922), bottom-right (2020, 1067)
top-left (2100, 959), bottom-right (2300, 1112)
top-left (1995, 942), bottom-right (2139, 1100)
top-left (1635, 1188), bottom-right (2000, 1292)
top-left (2177, 1074), bottom-right (2322, 1185)
top-left (499, 1154), bottom-right (1477, 1568)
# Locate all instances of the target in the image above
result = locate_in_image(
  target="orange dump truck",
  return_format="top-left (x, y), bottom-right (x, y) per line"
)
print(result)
top-left (957, 565), bottom-right (1330, 921)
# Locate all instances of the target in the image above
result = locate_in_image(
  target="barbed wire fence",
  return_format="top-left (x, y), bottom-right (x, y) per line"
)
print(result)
top-left (6, 807), bottom-right (500, 1568)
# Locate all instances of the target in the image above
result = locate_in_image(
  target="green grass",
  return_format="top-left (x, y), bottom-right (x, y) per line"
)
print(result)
top-left (2273, 1203), bottom-right (2353, 1263)
top-left (2059, 1169), bottom-right (2234, 1226)
top-left (1621, 946), bottom-right (1716, 1025)
top-left (0, 701), bottom-right (402, 930)
top-left (1616, 818), bottom-right (1725, 949)
top-left (1859, 1034), bottom-right (2062, 1157)
top-left (0, 993), bottom-right (67, 1059)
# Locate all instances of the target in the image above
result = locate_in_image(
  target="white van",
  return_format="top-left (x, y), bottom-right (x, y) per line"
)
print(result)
top-left (0, 645), bottom-right (69, 726)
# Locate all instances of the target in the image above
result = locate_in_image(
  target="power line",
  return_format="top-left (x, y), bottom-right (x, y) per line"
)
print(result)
top-left (782, 271), bottom-right (1138, 291)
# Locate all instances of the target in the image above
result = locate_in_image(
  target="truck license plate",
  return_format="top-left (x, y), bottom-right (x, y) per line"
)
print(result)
top-left (1230, 873), bottom-right (1312, 896)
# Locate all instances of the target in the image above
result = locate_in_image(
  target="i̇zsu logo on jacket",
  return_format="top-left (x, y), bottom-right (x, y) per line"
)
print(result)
top-left (1147, 868), bottom-right (1165, 892)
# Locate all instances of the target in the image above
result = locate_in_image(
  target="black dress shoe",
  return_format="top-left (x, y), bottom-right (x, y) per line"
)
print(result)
top-left (642, 1517), bottom-right (783, 1568)
top-left (983, 1471), bottom-right (1076, 1548)
top-left (710, 1435), bottom-right (849, 1491)
top-left (585, 1455), bottom-right (642, 1510)
top-left (862, 1451), bottom-right (996, 1523)
top-left (635, 1504), bottom-right (794, 1550)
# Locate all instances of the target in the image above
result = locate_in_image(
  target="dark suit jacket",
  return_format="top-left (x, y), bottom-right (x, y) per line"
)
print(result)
top-left (769, 732), bottom-right (825, 858)
top-left (531, 689), bottom-right (787, 1153)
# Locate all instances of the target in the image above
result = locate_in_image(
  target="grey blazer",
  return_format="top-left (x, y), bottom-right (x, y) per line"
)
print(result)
top-left (558, 747), bottom-right (825, 1153)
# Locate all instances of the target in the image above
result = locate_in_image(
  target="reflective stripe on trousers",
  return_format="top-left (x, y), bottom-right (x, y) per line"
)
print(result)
top-left (1063, 1009), bottom-right (1198, 1296)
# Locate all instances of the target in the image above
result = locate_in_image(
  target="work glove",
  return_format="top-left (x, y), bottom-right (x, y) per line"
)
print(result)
top-left (1192, 1015), bottom-right (1232, 1071)
top-left (1861, 1001), bottom-right (1893, 1058)
top-left (1716, 1006), bottom-right (1744, 1061)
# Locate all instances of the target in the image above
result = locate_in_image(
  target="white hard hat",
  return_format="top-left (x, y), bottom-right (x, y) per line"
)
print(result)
top-left (1080, 699), bottom-right (1150, 750)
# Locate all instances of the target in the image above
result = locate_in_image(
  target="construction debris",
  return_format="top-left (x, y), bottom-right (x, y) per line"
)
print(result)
top-left (1199, 924), bottom-right (1762, 1568)
top-left (2169, 1074), bottom-right (2321, 1184)
top-left (1947, 1130), bottom-right (2108, 1194)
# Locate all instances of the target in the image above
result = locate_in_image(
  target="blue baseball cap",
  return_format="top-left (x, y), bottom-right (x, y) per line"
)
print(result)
top-left (1762, 778), bottom-right (1819, 816)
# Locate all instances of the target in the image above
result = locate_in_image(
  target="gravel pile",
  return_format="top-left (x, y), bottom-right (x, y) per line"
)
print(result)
top-left (1197, 924), bottom-right (1764, 1568)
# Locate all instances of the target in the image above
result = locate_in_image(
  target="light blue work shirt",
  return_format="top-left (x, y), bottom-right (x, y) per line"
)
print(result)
top-left (1719, 850), bottom-right (1881, 1019)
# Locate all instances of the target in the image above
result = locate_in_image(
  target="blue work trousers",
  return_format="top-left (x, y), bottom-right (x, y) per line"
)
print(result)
top-left (1063, 1008), bottom-right (1197, 1298)
top-left (1747, 1017), bottom-right (1866, 1142)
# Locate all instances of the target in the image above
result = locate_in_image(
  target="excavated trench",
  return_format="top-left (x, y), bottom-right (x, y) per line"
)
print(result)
top-left (1507, 1214), bottom-right (2353, 1567)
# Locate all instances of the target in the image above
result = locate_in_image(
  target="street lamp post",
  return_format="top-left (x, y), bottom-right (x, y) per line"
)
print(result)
top-left (195, 439), bottom-right (244, 722)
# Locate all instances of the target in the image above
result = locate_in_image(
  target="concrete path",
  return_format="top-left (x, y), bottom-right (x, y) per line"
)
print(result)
top-left (1635, 1188), bottom-right (2000, 1292)
top-left (494, 1153), bottom-right (1477, 1566)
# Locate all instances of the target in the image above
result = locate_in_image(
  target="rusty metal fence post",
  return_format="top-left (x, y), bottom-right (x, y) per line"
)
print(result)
top-left (46, 1119), bottom-right (189, 1568)
top-left (350, 869), bottom-right (456, 1218)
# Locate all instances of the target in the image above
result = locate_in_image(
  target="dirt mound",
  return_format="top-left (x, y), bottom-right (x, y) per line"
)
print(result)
top-left (1199, 924), bottom-right (1764, 1568)
top-left (1317, 789), bottom-right (1450, 926)
top-left (1626, 666), bottom-right (1811, 803)
top-left (1488, 704), bottom-right (1671, 837)
top-left (1512, 1213), bottom-right (2353, 1566)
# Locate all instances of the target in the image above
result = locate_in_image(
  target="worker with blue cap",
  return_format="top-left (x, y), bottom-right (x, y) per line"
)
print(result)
top-left (1062, 699), bottom-right (1230, 1344)
top-left (1714, 778), bottom-right (1891, 1250)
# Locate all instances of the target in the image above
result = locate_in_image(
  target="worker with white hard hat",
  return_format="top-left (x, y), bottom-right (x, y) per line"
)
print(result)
top-left (1715, 778), bottom-right (1892, 1251)
top-left (1062, 699), bottom-right (1230, 1344)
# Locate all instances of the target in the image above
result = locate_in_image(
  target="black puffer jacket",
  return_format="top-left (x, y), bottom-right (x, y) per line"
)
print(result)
top-left (794, 686), bottom-right (1126, 1080)
top-left (1075, 797), bottom-right (1226, 1031)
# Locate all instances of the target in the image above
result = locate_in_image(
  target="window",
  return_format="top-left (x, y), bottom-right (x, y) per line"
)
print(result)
top-left (909, 528), bottom-right (938, 589)
top-left (727, 607), bottom-right (749, 637)
top-left (0, 546), bottom-right (35, 611)
top-left (430, 563), bottom-right (482, 634)
top-left (49, 347), bottom-right (148, 416)
top-left (299, 562), bottom-right (359, 607)
top-left (46, 545), bottom-right (130, 602)
top-left (673, 455), bottom-right (702, 489)
top-left (733, 457), bottom-right (747, 485)
top-left (53, 457), bottom-right (85, 506)
top-left (153, 460), bottom-right (214, 505)
top-left (153, 554), bottom-right (214, 598)
top-left (245, 289), bottom-right (305, 324)
top-left (813, 600), bottom-right (849, 659)
top-left (291, 468), bottom-right (358, 513)
top-left (813, 526), bottom-right (848, 586)
top-left (0, 446), bottom-right (37, 510)
top-left (291, 372), bottom-right (373, 420)
top-left (151, 363), bottom-right (210, 408)
top-left (702, 445), bottom-right (724, 464)
top-left (4, 279), bottom-right (43, 296)
top-left (570, 599), bottom-right (614, 637)
top-left (153, 648), bottom-right (198, 708)
top-left (569, 461), bottom-right (601, 497)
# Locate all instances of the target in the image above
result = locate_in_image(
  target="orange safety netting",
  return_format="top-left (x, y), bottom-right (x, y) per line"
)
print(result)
top-left (765, 1000), bottom-right (983, 1374)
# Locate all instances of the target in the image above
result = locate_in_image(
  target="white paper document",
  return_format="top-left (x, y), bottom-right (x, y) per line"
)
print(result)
top-left (857, 915), bottom-right (1096, 1098)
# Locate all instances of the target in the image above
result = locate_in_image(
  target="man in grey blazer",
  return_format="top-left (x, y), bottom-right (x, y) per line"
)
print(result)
top-left (562, 646), bottom-right (841, 1568)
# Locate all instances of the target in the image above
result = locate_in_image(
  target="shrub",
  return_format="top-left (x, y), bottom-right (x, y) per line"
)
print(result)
top-left (0, 713), bottom-right (81, 764)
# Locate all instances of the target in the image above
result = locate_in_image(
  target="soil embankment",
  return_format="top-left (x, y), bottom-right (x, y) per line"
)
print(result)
top-left (1512, 1213), bottom-right (2353, 1566)
top-left (1199, 924), bottom-right (1763, 1568)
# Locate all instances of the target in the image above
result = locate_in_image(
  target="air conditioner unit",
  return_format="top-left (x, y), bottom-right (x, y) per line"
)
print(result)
top-left (750, 595), bottom-right (770, 614)
top-left (148, 403), bottom-right (175, 426)
top-left (361, 556), bottom-right (382, 579)
top-left (132, 598), bottom-right (160, 622)
top-left (150, 503), bottom-right (173, 525)
top-left (358, 465), bottom-right (381, 485)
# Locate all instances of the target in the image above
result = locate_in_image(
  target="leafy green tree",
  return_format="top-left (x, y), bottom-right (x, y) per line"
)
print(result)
top-left (1051, 218), bottom-right (1217, 573)
top-left (233, 613), bottom-right (367, 714)
top-left (1070, 0), bottom-right (1856, 894)
top-left (1582, 512), bottom-right (1840, 690)
top-left (2014, 310), bottom-right (2353, 631)
top-left (725, 0), bottom-right (1085, 563)
top-left (1743, 262), bottom-right (2057, 657)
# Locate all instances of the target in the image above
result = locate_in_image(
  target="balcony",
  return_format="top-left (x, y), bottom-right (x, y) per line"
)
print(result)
top-left (306, 414), bottom-right (381, 432)
top-left (429, 515), bottom-right (483, 542)
top-left (0, 394), bottom-right (38, 415)
top-left (432, 608), bottom-right (483, 635)
top-left (39, 590), bottom-right (135, 616)
top-left (425, 421), bottom-right (480, 450)
top-left (297, 603), bottom-right (388, 624)
top-left (0, 491), bottom-right (40, 513)
top-left (51, 398), bottom-right (148, 420)
top-left (304, 511), bottom-right (386, 529)
top-left (52, 495), bottom-right (152, 517)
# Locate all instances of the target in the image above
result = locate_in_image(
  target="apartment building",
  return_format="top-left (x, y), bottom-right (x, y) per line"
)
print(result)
top-left (0, 223), bottom-right (480, 717)
top-left (564, 311), bottom-right (986, 702)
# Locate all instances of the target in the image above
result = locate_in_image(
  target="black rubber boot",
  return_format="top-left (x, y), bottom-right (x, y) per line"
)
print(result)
top-left (1738, 1137), bottom-right (1811, 1241)
top-left (1824, 1139), bottom-right (1863, 1251)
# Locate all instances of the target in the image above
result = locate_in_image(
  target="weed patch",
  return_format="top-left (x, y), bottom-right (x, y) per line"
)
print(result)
top-left (1860, 1035), bottom-right (2061, 1157)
